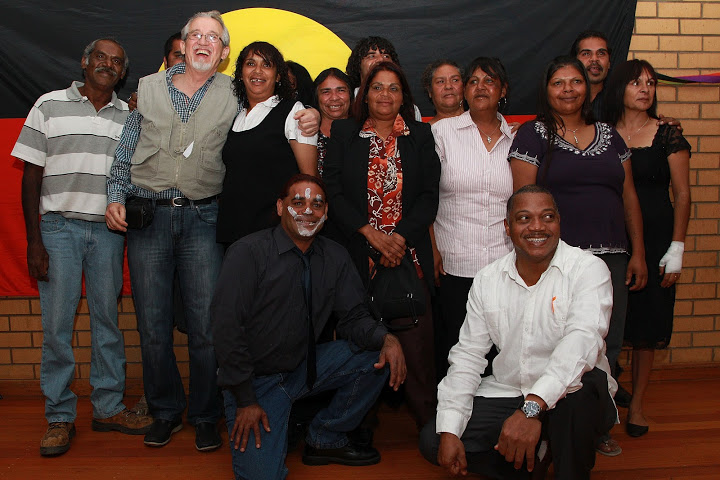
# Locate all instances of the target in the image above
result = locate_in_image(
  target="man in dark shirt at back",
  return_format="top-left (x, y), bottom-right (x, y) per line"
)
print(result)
top-left (211, 173), bottom-right (406, 480)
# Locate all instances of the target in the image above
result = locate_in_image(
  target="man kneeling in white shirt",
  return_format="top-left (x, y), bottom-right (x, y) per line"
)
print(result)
top-left (419, 185), bottom-right (618, 480)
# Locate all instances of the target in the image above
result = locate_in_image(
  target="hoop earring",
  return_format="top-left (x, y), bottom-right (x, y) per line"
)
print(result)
top-left (498, 97), bottom-right (507, 110)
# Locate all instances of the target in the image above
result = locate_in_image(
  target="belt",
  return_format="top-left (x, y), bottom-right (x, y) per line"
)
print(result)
top-left (154, 196), bottom-right (217, 207)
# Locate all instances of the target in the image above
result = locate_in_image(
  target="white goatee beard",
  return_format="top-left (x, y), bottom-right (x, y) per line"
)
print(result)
top-left (190, 60), bottom-right (213, 72)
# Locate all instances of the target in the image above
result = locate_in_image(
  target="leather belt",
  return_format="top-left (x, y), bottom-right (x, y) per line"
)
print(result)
top-left (154, 196), bottom-right (217, 207)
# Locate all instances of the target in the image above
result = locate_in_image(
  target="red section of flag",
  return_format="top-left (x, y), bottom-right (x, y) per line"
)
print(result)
top-left (422, 114), bottom-right (536, 124)
top-left (0, 118), bottom-right (132, 296)
top-left (2, 114), bottom-right (538, 296)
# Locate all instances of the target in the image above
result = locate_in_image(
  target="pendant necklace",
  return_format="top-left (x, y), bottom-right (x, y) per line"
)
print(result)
top-left (477, 120), bottom-right (500, 143)
top-left (561, 124), bottom-right (581, 146)
top-left (626, 116), bottom-right (650, 143)
top-left (569, 127), bottom-right (580, 145)
top-left (568, 127), bottom-right (580, 146)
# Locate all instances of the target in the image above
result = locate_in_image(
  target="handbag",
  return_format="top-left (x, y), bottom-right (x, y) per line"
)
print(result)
top-left (125, 196), bottom-right (155, 229)
top-left (366, 253), bottom-right (426, 331)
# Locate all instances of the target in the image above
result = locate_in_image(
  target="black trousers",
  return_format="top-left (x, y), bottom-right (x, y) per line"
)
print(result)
top-left (436, 274), bottom-right (497, 381)
top-left (419, 368), bottom-right (616, 480)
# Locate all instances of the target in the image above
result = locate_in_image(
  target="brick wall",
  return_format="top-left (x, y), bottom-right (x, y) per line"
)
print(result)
top-left (1, 1), bottom-right (719, 391)
top-left (622, 0), bottom-right (720, 366)
top-left (0, 296), bottom-right (157, 394)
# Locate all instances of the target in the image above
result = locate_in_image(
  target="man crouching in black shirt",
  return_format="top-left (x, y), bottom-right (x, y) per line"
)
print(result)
top-left (211, 173), bottom-right (406, 480)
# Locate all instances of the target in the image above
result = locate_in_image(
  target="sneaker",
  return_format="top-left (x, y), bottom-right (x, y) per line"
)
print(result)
top-left (144, 418), bottom-right (183, 447)
top-left (195, 422), bottom-right (222, 452)
top-left (40, 422), bottom-right (76, 457)
top-left (92, 409), bottom-right (153, 435)
top-left (131, 395), bottom-right (149, 416)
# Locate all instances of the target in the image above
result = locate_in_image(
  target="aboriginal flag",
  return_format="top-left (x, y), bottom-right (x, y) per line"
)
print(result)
top-left (0, 0), bottom-right (636, 295)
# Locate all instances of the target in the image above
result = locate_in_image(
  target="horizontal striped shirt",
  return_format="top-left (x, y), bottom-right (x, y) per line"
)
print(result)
top-left (11, 81), bottom-right (129, 222)
top-left (431, 111), bottom-right (514, 278)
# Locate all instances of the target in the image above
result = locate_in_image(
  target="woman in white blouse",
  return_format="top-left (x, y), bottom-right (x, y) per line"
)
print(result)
top-left (431, 57), bottom-right (515, 377)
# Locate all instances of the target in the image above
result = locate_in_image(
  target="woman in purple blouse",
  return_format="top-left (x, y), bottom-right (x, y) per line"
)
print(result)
top-left (508, 55), bottom-right (647, 457)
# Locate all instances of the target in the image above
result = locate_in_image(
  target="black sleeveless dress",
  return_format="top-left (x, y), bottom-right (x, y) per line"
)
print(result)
top-left (216, 99), bottom-right (298, 245)
top-left (625, 124), bottom-right (691, 349)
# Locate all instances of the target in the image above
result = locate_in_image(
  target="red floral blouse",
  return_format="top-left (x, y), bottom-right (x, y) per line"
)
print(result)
top-left (360, 114), bottom-right (422, 277)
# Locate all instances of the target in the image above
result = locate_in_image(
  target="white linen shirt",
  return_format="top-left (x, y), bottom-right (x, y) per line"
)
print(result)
top-left (436, 240), bottom-right (617, 438)
top-left (431, 111), bottom-right (514, 278)
top-left (231, 96), bottom-right (317, 146)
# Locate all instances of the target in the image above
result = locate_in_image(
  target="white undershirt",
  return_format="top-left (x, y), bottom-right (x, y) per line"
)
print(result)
top-left (231, 95), bottom-right (317, 146)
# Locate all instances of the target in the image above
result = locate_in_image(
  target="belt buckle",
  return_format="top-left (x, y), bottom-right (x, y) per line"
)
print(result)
top-left (171, 197), bottom-right (184, 207)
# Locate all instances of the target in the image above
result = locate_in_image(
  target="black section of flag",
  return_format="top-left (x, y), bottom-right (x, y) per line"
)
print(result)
top-left (0, 1), bottom-right (636, 117)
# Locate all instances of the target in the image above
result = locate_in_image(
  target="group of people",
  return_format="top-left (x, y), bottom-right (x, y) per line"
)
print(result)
top-left (12, 8), bottom-right (692, 480)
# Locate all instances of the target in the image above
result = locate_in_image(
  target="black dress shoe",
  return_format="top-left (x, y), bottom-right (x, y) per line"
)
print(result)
top-left (195, 422), bottom-right (222, 452)
top-left (302, 441), bottom-right (381, 466)
top-left (144, 418), bottom-right (183, 447)
top-left (615, 385), bottom-right (632, 408)
top-left (347, 426), bottom-right (374, 448)
top-left (626, 422), bottom-right (649, 437)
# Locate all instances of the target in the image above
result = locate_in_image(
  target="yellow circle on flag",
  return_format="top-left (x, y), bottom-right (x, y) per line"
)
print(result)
top-left (200, 8), bottom-right (351, 80)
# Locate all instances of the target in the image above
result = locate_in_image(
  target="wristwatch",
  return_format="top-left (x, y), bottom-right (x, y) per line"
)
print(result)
top-left (520, 400), bottom-right (543, 420)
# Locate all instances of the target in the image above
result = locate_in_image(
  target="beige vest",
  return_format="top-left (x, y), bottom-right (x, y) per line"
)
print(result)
top-left (130, 71), bottom-right (236, 199)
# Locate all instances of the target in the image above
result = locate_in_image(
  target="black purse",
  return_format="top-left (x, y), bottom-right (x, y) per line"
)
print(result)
top-left (125, 196), bottom-right (155, 229)
top-left (366, 253), bottom-right (426, 331)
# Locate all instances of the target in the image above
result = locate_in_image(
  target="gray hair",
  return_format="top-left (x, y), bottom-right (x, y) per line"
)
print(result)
top-left (82, 38), bottom-right (129, 74)
top-left (181, 10), bottom-right (230, 46)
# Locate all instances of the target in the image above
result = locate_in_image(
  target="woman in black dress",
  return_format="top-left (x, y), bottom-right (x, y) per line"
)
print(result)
top-left (604, 59), bottom-right (691, 437)
top-left (216, 42), bottom-right (318, 246)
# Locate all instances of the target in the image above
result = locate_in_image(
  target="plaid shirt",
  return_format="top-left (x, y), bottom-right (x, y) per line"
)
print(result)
top-left (108, 63), bottom-right (237, 203)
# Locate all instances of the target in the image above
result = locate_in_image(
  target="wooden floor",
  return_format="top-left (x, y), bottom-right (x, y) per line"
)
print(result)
top-left (2, 367), bottom-right (720, 479)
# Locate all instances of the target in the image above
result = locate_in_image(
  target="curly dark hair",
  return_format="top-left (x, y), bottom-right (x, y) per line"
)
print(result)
top-left (345, 36), bottom-right (400, 89)
top-left (352, 61), bottom-right (415, 124)
top-left (602, 59), bottom-right (658, 126)
top-left (232, 41), bottom-right (293, 109)
top-left (420, 59), bottom-right (462, 97)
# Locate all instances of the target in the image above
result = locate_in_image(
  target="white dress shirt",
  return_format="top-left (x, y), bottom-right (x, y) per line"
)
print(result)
top-left (436, 240), bottom-right (618, 438)
top-left (231, 95), bottom-right (317, 145)
top-left (431, 111), bottom-right (514, 278)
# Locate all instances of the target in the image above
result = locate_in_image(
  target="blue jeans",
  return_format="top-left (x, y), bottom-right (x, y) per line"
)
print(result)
top-left (38, 214), bottom-right (126, 422)
top-left (127, 201), bottom-right (223, 424)
top-left (223, 340), bottom-right (388, 480)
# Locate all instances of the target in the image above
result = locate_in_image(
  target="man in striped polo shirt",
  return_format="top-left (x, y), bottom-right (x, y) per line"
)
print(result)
top-left (12, 38), bottom-right (153, 457)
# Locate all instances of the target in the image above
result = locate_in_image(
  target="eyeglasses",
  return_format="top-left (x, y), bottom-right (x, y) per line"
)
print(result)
top-left (186, 32), bottom-right (222, 44)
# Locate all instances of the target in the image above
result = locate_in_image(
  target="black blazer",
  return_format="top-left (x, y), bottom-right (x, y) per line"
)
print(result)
top-left (323, 117), bottom-right (440, 291)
